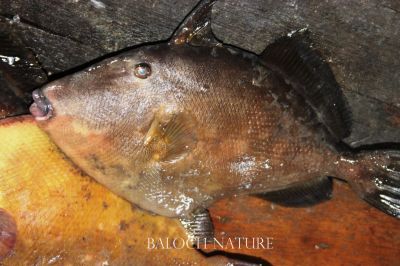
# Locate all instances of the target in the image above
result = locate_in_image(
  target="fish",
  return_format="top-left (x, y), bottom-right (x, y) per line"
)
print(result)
top-left (28, 0), bottom-right (400, 247)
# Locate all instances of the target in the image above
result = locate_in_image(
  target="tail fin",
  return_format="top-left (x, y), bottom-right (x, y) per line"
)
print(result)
top-left (347, 151), bottom-right (400, 218)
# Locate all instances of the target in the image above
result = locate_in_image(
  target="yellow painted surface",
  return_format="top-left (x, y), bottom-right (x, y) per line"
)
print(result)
top-left (0, 116), bottom-right (222, 265)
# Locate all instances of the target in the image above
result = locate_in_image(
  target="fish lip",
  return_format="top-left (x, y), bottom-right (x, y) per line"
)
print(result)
top-left (29, 89), bottom-right (53, 121)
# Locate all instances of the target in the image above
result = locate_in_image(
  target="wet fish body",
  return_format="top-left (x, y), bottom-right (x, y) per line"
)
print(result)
top-left (29, 0), bottom-right (399, 241)
top-left (33, 44), bottom-right (335, 216)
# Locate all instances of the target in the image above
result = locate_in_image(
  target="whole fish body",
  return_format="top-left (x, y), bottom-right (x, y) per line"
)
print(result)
top-left (31, 44), bottom-right (341, 216)
top-left (28, 0), bottom-right (399, 241)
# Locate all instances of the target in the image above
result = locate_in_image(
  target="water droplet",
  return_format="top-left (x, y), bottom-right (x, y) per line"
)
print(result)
top-left (12, 15), bottom-right (20, 23)
top-left (90, 0), bottom-right (106, 9)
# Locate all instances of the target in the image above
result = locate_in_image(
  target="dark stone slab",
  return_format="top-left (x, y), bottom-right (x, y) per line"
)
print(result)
top-left (0, 0), bottom-right (399, 146)
top-left (212, 0), bottom-right (400, 146)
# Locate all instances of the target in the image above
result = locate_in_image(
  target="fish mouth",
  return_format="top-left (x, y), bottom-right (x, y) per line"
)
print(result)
top-left (29, 89), bottom-right (53, 121)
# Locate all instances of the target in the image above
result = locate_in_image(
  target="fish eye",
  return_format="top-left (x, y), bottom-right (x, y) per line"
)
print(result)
top-left (134, 63), bottom-right (151, 79)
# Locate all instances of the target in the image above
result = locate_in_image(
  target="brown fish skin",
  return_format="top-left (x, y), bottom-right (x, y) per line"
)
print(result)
top-left (31, 43), bottom-right (342, 218)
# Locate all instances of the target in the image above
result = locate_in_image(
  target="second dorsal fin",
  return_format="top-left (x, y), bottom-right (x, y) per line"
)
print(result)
top-left (261, 30), bottom-right (352, 141)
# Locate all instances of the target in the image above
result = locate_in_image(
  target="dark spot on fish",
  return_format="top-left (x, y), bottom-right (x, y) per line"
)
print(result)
top-left (102, 201), bottom-right (109, 209)
top-left (119, 220), bottom-right (129, 231)
top-left (110, 164), bottom-right (129, 178)
top-left (0, 209), bottom-right (17, 260)
top-left (87, 154), bottom-right (106, 174)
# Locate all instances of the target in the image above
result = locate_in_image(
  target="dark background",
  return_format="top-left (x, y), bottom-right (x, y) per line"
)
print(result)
top-left (0, 0), bottom-right (399, 146)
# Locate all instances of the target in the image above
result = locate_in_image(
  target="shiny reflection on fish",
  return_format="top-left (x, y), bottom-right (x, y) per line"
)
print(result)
top-left (29, 0), bottom-right (399, 250)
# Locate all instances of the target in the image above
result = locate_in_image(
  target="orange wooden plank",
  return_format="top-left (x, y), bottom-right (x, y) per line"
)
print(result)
top-left (210, 181), bottom-right (400, 265)
top-left (0, 116), bottom-right (399, 265)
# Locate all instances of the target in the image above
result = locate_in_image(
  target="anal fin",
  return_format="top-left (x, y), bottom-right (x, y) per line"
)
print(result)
top-left (256, 176), bottom-right (333, 207)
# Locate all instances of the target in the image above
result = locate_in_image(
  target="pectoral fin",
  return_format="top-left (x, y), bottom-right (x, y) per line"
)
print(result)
top-left (256, 176), bottom-right (333, 207)
top-left (143, 111), bottom-right (197, 164)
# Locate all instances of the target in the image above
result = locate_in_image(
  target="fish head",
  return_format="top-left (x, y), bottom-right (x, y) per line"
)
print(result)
top-left (28, 45), bottom-right (183, 195)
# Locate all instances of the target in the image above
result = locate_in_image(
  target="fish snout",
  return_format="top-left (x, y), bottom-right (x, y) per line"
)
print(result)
top-left (30, 89), bottom-right (53, 120)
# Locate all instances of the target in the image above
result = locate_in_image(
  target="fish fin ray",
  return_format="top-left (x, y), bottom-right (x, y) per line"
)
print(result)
top-left (180, 208), bottom-right (214, 243)
top-left (256, 176), bottom-right (333, 207)
top-left (144, 111), bottom-right (197, 163)
top-left (261, 30), bottom-right (352, 141)
top-left (349, 150), bottom-right (400, 218)
top-left (169, 0), bottom-right (221, 47)
top-left (142, 162), bottom-right (163, 180)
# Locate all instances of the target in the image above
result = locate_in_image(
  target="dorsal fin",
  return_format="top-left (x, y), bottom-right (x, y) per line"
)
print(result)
top-left (261, 30), bottom-right (352, 141)
top-left (169, 0), bottom-right (221, 47)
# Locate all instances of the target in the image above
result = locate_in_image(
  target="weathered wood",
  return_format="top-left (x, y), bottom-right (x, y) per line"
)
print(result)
top-left (0, 0), bottom-right (399, 146)
top-left (211, 180), bottom-right (400, 266)
top-left (0, 0), bottom-right (199, 72)
top-left (0, 116), bottom-right (399, 265)
top-left (211, 182), bottom-right (400, 266)
top-left (0, 116), bottom-right (232, 266)
top-left (212, 0), bottom-right (400, 146)
top-left (0, 20), bottom-right (47, 116)
top-left (0, 0), bottom-right (399, 142)
top-left (0, 1), bottom-right (399, 264)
